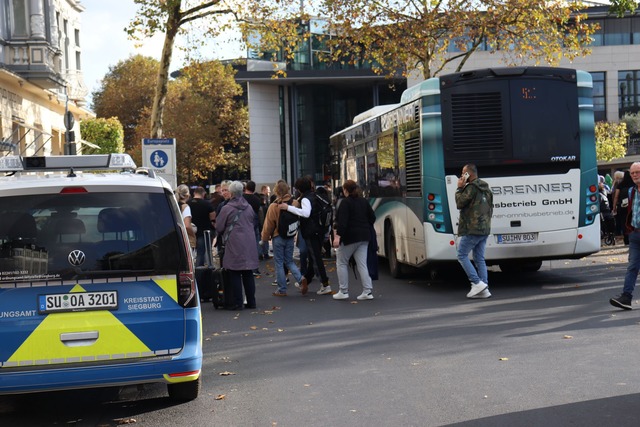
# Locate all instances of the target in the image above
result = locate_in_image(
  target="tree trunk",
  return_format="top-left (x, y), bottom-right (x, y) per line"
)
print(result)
top-left (150, 5), bottom-right (181, 139)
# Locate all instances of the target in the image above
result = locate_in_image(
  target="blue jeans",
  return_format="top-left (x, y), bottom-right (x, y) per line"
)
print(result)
top-left (195, 234), bottom-right (213, 267)
top-left (623, 231), bottom-right (640, 296)
top-left (297, 235), bottom-right (308, 275)
top-left (195, 235), bottom-right (206, 267)
top-left (457, 234), bottom-right (489, 285)
top-left (273, 236), bottom-right (303, 294)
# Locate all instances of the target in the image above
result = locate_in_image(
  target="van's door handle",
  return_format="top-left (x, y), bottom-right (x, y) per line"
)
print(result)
top-left (60, 331), bottom-right (99, 347)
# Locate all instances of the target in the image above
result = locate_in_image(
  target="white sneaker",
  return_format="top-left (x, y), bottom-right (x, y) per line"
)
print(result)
top-left (317, 285), bottom-right (332, 295)
top-left (357, 291), bottom-right (374, 300)
top-left (466, 281), bottom-right (488, 298)
top-left (469, 288), bottom-right (492, 299)
top-left (333, 290), bottom-right (349, 300)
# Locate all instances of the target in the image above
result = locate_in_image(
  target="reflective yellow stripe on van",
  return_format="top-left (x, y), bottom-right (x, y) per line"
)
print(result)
top-left (7, 284), bottom-right (151, 366)
top-left (153, 276), bottom-right (179, 303)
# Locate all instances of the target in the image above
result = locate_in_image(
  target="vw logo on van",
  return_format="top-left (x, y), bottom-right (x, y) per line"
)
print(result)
top-left (68, 250), bottom-right (86, 266)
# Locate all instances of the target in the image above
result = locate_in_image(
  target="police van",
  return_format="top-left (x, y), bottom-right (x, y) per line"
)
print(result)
top-left (0, 154), bottom-right (202, 400)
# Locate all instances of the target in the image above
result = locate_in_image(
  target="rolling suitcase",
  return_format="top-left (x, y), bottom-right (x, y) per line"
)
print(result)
top-left (211, 268), bottom-right (234, 310)
top-left (195, 230), bottom-right (216, 301)
top-left (200, 229), bottom-right (235, 309)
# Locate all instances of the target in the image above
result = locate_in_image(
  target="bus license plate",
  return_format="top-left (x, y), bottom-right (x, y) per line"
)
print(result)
top-left (497, 233), bottom-right (538, 244)
top-left (38, 291), bottom-right (118, 314)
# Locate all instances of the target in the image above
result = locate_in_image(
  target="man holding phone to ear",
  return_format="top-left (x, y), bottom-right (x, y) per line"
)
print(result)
top-left (455, 164), bottom-right (494, 299)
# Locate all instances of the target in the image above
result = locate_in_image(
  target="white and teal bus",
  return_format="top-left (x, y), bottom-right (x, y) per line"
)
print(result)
top-left (329, 67), bottom-right (600, 277)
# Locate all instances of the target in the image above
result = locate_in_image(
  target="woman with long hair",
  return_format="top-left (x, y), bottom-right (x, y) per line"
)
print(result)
top-left (332, 180), bottom-right (376, 301)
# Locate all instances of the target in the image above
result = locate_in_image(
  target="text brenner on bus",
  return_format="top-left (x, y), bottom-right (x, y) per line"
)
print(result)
top-left (329, 67), bottom-right (600, 278)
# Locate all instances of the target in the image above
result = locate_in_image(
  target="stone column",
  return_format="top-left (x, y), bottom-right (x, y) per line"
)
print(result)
top-left (30, 0), bottom-right (45, 39)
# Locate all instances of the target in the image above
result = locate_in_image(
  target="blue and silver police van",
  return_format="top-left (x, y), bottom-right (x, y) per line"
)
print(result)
top-left (0, 154), bottom-right (202, 400)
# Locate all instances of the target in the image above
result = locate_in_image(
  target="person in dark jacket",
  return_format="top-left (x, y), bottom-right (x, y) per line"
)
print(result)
top-left (612, 170), bottom-right (634, 245)
top-left (455, 164), bottom-right (493, 299)
top-left (280, 176), bottom-right (331, 296)
top-left (332, 180), bottom-right (376, 301)
top-left (215, 181), bottom-right (258, 310)
top-left (189, 186), bottom-right (215, 266)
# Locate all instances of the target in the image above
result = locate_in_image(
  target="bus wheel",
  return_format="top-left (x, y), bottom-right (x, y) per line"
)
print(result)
top-left (499, 260), bottom-right (542, 273)
top-left (388, 228), bottom-right (403, 278)
top-left (427, 266), bottom-right (438, 281)
top-left (499, 262), bottom-right (518, 273)
top-left (522, 260), bottom-right (542, 272)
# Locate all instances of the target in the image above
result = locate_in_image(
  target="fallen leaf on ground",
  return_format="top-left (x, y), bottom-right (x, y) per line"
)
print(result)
top-left (563, 335), bottom-right (573, 339)
top-left (215, 394), bottom-right (226, 400)
top-left (250, 326), bottom-right (257, 330)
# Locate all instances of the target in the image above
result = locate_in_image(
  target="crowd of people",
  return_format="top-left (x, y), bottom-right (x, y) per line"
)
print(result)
top-left (176, 177), bottom-right (378, 310)
top-left (176, 163), bottom-right (640, 312)
top-left (599, 170), bottom-right (634, 245)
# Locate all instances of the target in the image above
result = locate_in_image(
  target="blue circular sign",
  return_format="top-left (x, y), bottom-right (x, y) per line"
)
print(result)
top-left (150, 150), bottom-right (168, 168)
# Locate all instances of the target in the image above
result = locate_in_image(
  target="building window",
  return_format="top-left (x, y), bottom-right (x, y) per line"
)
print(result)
top-left (605, 17), bottom-right (631, 45)
top-left (63, 19), bottom-right (69, 70)
top-left (11, 0), bottom-right (29, 37)
top-left (590, 72), bottom-right (606, 122)
top-left (633, 16), bottom-right (640, 44)
top-left (589, 19), bottom-right (604, 46)
top-left (619, 70), bottom-right (640, 117)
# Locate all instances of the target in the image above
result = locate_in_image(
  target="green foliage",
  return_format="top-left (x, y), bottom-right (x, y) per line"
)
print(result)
top-left (131, 59), bottom-right (249, 183)
top-left (127, 0), bottom-right (246, 139)
top-left (92, 55), bottom-right (159, 151)
top-left (609, 0), bottom-right (639, 18)
top-left (80, 117), bottom-right (125, 154)
top-left (595, 121), bottom-right (628, 162)
top-left (621, 112), bottom-right (640, 135)
top-left (244, 0), bottom-right (597, 80)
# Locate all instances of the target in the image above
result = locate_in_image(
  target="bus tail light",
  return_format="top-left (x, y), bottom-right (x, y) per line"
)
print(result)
top-left (426, 193), bottom-right (445, 231)
top-left (584, 182), bottom-right (599, 225)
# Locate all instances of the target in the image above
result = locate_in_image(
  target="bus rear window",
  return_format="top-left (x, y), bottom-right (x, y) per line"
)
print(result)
top-left (442, 76), bottom-right (580, 173)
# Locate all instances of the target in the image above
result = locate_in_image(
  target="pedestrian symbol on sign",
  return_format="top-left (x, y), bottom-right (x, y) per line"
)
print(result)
top-left (151, 150), bottom-right (168, 168)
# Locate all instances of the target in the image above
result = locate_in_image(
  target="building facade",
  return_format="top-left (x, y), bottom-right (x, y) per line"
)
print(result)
top-left (235, 18), bottom-right (407, 187)
top-left (0, 0), bottom-right (91, 157)
top-left (237, 7), bottom-right (640, 186)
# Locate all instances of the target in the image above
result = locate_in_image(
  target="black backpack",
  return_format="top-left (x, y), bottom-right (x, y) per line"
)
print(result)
top-left (278, 200), bottom-right (299, 238)
top-left (314, 190), bottom-right (333, 232)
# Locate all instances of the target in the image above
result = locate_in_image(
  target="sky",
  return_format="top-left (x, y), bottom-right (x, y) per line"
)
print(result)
top-left (81, 0), bottom-right (243, 105)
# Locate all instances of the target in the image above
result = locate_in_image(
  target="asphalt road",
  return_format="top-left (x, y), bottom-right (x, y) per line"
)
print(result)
top-left (2, 244), bottom-right (639, 427)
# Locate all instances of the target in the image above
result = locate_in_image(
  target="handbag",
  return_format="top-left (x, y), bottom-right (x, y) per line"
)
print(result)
top-left (218, 207), bottom-right (246, 261)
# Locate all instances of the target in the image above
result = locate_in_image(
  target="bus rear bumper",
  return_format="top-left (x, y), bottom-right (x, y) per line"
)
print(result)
top-left (426, 225), bottom-right (600, 262)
